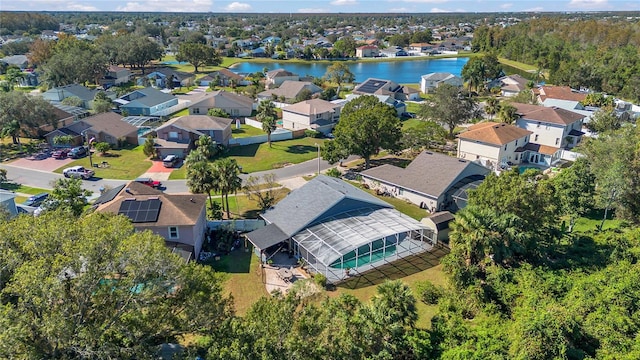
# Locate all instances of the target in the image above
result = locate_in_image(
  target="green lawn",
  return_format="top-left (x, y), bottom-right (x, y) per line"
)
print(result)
top-left (232, 124), bottom-right (265, 138)
top-left (208, 247), bottom-right (269, 315)
top-left (170, 138), bottom-right (326, 179)
top-left (498, 57), bottom-right (538, 72)
top-left (0, 183), bottom-right (51, 195)
top-left (209, 188), bottom-right (290, 219)
top-left (405, 102), bottom-right (422, 114)
top-left (159, 55), bottom-right (243, 75)
top-left (170, 108), bottom-right (190, 118)
top-left (53, 145), bottom-right (152, 180)
top-left (571, 211), bottom-right (625, 233)
top-left (402, 118), bottom-right (423, 130)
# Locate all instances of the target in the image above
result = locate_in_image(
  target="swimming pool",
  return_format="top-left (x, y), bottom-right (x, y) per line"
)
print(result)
top-left (162, 60), bottom-right (189, 65)
top-left (518, 165), bottom-right (542, 174)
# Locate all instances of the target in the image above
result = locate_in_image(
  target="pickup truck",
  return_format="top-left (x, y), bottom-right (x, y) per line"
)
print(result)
top-left (62, 166), bottom-right (95, 180)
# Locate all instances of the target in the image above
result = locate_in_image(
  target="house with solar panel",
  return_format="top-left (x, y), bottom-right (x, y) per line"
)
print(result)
top-left (95, 181), bottom-right (208, 262)
top-left (244, 175), bottom-right (436, 283)
top-left (353, 77), bottom-right (421, 101)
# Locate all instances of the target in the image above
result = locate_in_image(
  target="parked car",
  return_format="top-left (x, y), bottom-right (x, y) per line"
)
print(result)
top-left (52, 149), bottom-right (70, 159)
top-left (69, 146), bottom-right (87, 159)
top-left (162, 155), bottom-right (179, 168)
top-left (135, 177), bottom-right (162, 188)
top-left (62, 166), bottom-right (95, 180)
top-left (23, 193), bottom-right (49, 207)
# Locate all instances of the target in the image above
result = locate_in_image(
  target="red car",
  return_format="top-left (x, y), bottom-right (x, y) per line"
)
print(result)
top-left (52, 149), bottom-right (70, 159)
top-left (135, 177), bottom-right (162, 188)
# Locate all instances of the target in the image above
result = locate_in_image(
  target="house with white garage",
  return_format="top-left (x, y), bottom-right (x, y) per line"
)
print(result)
top-left (359, 151), bottom-right (490, 213)
top-left (281, 99), bottom-right (342, 134)
top-left (457, 122), bottom-right (533, 170)
top-left (420, 73), bottom-right (463, 93)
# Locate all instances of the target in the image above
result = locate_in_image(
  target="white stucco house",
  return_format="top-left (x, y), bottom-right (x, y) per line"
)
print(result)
top-left (513, 103), bottom-right (586, 150)
top-left (457, 122), bottom-right (533, 170)
top-left (281, 99), bottom-right (342, 134)
top-left (420, 73), bottom-right (463, 93)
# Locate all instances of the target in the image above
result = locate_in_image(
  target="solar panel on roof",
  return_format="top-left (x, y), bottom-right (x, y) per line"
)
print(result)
top-left (118, 198), bottom-right (161, 223)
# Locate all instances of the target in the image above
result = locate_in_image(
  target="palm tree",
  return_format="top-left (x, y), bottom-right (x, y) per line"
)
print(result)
top-left (497, 103), bottom-right (518, 124)
top-left (195, 134), bottom-right (217, 160)
top-left (213, 158), bottom-right (242, 219)
top-left (370, 280), bottom-right (418, 329)
top-left (257, 100), bottom-right (278, 147)
top-left (484, 97), bottom-right (499, 120)
top-left (186, 160), bottom-right (218, 213)
top-left (185, 149), bottom-right (207, 170)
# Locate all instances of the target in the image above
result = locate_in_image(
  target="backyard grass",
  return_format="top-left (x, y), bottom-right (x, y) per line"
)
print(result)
top-left (405, 102), bottom-right (422, 114)
top-left (232, 124), bottom-right (265, 138)
top-left (571, 210), bottom-right (625, 233)
top-left (0, 183), bottom-right (51, 194)
top-left (170, 108), bottom-right (190, 118)
top-left (53, 145), bottom-right (151, 180)
top-left (208, 247), bottom-right (269, 315)
top-left (209, 188), bottom-right (290, 219)
top-left (402, 118), bottom-right (423, 130)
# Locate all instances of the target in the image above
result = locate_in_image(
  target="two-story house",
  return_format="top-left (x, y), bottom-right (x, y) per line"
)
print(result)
top-left (355, 45), bottom-right (379, 58)
top-left (513, 103), bottom-right (586, 150)
top-left (154, 115), bottom-right (232, 158)
top-left (265, 69), bottom-right (299, 89)
top-left (420, 73), bottom-right (463, 93)
top-left (281, 99), bottom-right (342, 134)
top-left (101, 65), bottom-right (132, 87)
top-left (457, 122), bottom-right (533, 170)
top-left (189, 90), bottom-right (254, 117)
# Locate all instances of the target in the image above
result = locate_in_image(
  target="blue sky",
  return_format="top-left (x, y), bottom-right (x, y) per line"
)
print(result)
top-left (3, 0), bottom-right (638, 13)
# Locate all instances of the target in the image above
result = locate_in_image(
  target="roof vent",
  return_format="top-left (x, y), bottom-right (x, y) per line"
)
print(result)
top-left (125, 188), bottom-right (132, 194)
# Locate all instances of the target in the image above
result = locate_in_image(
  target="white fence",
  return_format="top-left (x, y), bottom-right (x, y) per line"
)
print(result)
top-left (244, 118), bottom-right (263, 129)
top-left (151, 100), bottom-right (191, 117)
top-left (207, 219), bottom-right (265, 232)
top-left (559, 149), bottom-right (585, 162)
top-left (229, 128), bottom-right (293, 146)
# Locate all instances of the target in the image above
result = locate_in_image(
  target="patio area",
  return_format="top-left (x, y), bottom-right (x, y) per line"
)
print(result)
top-left (262, 251), bottom-right (308, 294)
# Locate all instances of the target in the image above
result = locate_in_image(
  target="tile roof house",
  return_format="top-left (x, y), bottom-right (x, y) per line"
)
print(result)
top-left (96, 181), bottom-right (208, 261)
top-left (513, 102), bottom-right (586, 150)
top-left (44, 112), bottom-right (138, 148)
top-left (360, 151), bottom-right (490, 213)
top-left (258, 81), bottom-right (322, 102)
top-left (457, 122), bottom-right (533, 170)
top-left (265, 69), bottom-right (299, 89)
top-left (489, 74), bottom-right (530, 97)
top-left (420, 72), bottom-right (463, 93)
top-left (115, 87), bottom-right (178, 116)
top-left (189, 90), bottom-right (254, 117)
top-left (42, 84), bottom-right (100, 109)
top-left (281, 99), bottom-right (342, 134)
top-left (244, 175), bottom-right (434, 283)
top-left (154, 115), bottom-right (232, 158)
top-left (353, 77), bottom-right (420, 101)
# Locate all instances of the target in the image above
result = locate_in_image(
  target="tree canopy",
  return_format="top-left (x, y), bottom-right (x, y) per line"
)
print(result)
top-left (418, 84), bottom-right (479, 138)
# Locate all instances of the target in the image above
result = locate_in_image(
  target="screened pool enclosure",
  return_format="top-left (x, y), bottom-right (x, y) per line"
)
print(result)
top-left (292, 207), bottom-right (435, 283)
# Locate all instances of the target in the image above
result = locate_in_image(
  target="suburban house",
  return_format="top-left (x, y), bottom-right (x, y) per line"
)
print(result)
top-left (154, 115), bottom-right (232, 158)
top-left (409, 43), bottom-right (436, 54)
top-left (198, 69), bottom-right (247, 87)
top-left (189, 90), bottom-right (254, 117)
top-left (489, 74), bottom-right (530, 97)
top-left (0, 54), bottom-right (29, 69)
top-left (140, 68), bottom-right (195, 88)
top-left (353, 78), bottom-right (420, 101)
top-left (96, 181), bottom-right (207, 261)
top-left (42, 84), bottom-right (100, 109)
top-left (342, 94), bottom-right (406, 116)
top-left (355, 45), bottom-right (380, 58)
top-left (38, 105), bottom-right (87, 134)
top-left (380, 47), bottom-right (409, 57)
top-left (281, 99), bottom-right (342, 134)
top-left (100, 65), bottom-right (132, 87)
top-left (457, 122), bottom-right (534, 170)
top-left (265, 69), bottom-right (299, 89)
top-left (257, 81), bottom-right (322, 102)
top-left (420, 73), bottom-right (463, 93)
top-left (244, 175), bottom-right (435, 283)
top-left (115, 87), bottom-right (178, 116)
top-left (535, 85), bottom-right (587, 103)
top-left (359, 151), bottom-right (490, 213)
top-left (513, 103), bottom-right (586, 150)
top-left (541, 98), bottom-right (595, 123)
top-left (44, 112), bottom-right (138, 148)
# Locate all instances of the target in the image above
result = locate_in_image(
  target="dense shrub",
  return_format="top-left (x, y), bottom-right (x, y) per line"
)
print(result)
top-left (415, 280), bottom-right (443, 305)
top-left (313, 273), bottom-right (327, 288)
top-left (304, 129), bottom-right (322, 138)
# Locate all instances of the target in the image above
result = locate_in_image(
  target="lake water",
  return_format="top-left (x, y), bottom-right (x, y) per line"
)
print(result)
top-left (230, 57), bottom-right (469, 84)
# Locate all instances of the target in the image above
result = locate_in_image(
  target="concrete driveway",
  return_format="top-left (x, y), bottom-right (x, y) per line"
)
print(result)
top-left (9, 156), bottom-right (74, 172)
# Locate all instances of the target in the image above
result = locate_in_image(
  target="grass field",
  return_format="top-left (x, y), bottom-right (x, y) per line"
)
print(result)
top-left (232, 124), bottom-right (265, 138)
top-left (159, 55), bottom-right (243, 75)
top-left (54, 145), bottom-right (151, 180)
top-left (402, 118), bottom-right (423, 130)
top-left (210, 188), bottom-right (290, 219)
top-left (0, 183), bottom-right (51, 195)
top-left (571, 210), bottom-right (625, 233)
top-left (498, 57), bottom-right (537, 72)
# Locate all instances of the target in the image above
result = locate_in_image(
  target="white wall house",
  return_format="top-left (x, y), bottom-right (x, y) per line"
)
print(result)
top-left (457, 122), bottom-right (532, 170)
top-left (513, 103), bottom-right (586, 150)
top-left (420, 73), bottom-right (463, 93)
top-left (265, 69), bottom-right (299, 89)
top-left (281, 99), bottom-right (342, 134)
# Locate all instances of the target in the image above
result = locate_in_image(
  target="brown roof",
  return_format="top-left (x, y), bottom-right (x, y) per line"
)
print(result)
top-left (96, 181), bottom-right (206, 226)
top-left (158, 115), bottom-right (232, 133)
top-left (52, 107), bottom-right (74, 121)
top-left (458, 122), bottom-right (532, 146)
top-left (82, 112), bottom-right (137, 138)
top-left (283, 98), bottom-right (340, 115)
top-left (537, 86), bottom-right (587, 102)
top-left (190, 90), bottom-right (254, 109)
top-left (518, 143), bottom-right (559, 156)
top-left (512, 103), bottom-right (585, 125)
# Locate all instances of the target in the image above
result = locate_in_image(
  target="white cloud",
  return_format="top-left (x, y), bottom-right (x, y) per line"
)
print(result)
top-left (330, 0), bottom-right (358, 5)
top-left (568, 0), bottom-right (609, 8)
top-left (389, 7), bottom-right (411, 12)
top-left (223, 2), bottom-right (253, 11)
top-left (524, 6), bottom-right (544, 11)
top-left (501, 3), bottom-right (513, 9)
top-left (117, 0), bottom-right (212, 12)
top-left (2, 0), bottom-right (98, 11)
top-left (298, 8), bottom-right (329, 13)
top-left (430, 7), bottom-right (450, 12)
top-left (403, 0), bottom-right (450, 3)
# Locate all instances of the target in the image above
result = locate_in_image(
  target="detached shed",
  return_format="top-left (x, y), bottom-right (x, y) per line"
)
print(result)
top-left (421, 211), bottom-right (455, 245)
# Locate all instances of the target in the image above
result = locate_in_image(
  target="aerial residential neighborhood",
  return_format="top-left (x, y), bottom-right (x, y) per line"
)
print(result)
top-left (1, 6), bottom-right (640, 359)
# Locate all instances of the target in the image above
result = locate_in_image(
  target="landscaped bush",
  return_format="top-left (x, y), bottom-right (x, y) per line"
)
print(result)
top-left (304, 129), bottom-right (322, 138)
top-left (313, 273), bottom-right (327, 289)
top-left (326, 168), bottom-right (341, 178)
top-left (415, 280), bottom-right (444, 305)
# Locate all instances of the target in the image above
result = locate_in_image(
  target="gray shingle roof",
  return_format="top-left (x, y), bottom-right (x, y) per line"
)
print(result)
top-left (261, 175), bottom-right (391, 237)
top-left (360, 151), bottom-right (490, 199)
top-left (119, 87), bottom-right (176, 107)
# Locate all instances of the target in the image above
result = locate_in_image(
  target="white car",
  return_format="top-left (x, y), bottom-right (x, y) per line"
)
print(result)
top-left (62, 166), bottom-right (95, 180)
